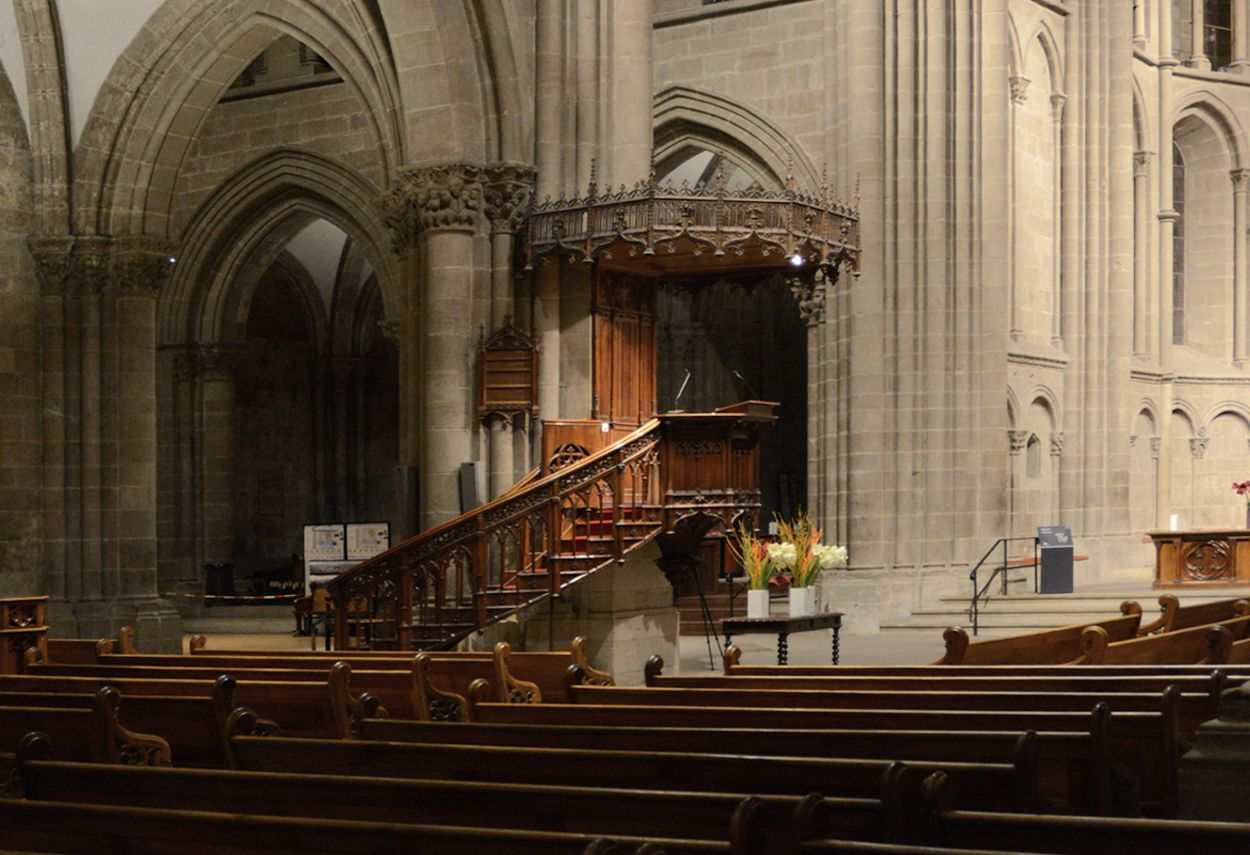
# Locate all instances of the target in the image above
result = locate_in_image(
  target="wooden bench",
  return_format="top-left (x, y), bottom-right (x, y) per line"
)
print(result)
top-left (0, 668), bottom-right (353, 739)
top-left (0, 675), bottom-right (233, 766)
top-left (225, 731), bottom-right (1037, 813)
top-left (465, 700), bottom-right (1179, 815)
top-left (1136, 595), bottom-right (1250, 636)
top-left (0, 688), bottom-right (169, 766)
top-left (357, 718), bottom-right (1107, 814)
top-left (1080, 614), bottom-right (1250, 665)
top-left (934, 614), bottom-right (1143, 665)
top-left (722, 644), bottom-right (1250, 677)
top-left (0, 798), bottom-right (729, 855)
top-left (788, 767), bottom-right (1250, 853)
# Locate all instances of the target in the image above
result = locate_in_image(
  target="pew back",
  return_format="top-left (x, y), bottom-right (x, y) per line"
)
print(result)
top-left (935, 615), bottom-right (1142, 665)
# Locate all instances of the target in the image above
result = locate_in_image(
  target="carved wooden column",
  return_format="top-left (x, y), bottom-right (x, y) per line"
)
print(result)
top-left (382, 164), bottom-right (484, 528)
top-left (479, 323), bottom-right (537, 499)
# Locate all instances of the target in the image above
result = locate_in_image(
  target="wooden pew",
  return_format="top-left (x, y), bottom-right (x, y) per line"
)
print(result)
top-left (357, 718), bottom-right (1104, 814)
top-left (0, 674), bottom-right (234, 766)
top-left (1079, 614), bottom-right (1250, 665)
top-left (465, 700), bottom-right (1178, 815)
top-left (16, 748), bottom-right (831, 854)
top-left (0, 688), bottom-right (169, 765)
top-left (0, 668), bottom-right (351, 739)
top-left (722, 643), bottom-right (1250, 677)
top-left (225, 730), bottom-right (1038, 812)
top-left (649, 656), bottom-right (1229, 699)
top-left (790, 768), bottom-right (1250, 854)
top-left (1136, 595), bottom-right (1250, 636)
top-left (934, 614), bottom-right (1143, 665)
top-left (0, 798), bottom-right (730, 855)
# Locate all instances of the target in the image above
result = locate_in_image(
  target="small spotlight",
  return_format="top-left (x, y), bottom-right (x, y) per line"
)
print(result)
top-left (168, 256), bottom-right (177, 264)
top-left (600, 421), bottom-right (611, 433)
top-left (789, 253), bottom-right (804, 267)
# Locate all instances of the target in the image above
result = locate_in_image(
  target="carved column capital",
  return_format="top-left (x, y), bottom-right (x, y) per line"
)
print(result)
top-left (482, 162), bottom-right (536, 234)
top-left (111, 239), bottom-right (176, 296)
top-left (28, 236), bottom-right (77, 294)
top-left (1008, 430), bottom-right (1030, 455)
top-left (1150, 436), bottom-right (1162, 461)
top-left (1009, 74), bottom-right (1030, 105)
top-left (1049, 92), bottom-right (1067, 122)
top-left (377, 319), bottom-right (400, 343)
top-left (381, 162), bottom-right (486, 251)
top-left (1134, 150), bottom-right (1154, 176)
top-left (1190, 431), bottom-right (1209, 460)
top-left (197, 344), bottom-right (242, 381)
top-left (171, 347), bottom-right (200, 384)
top-left (27, 235), bottom-right (175, 297)
top-left (1049, 432), bottom-right (1064, 457)
top-left (1233, 168), bottom-right (1250, 193)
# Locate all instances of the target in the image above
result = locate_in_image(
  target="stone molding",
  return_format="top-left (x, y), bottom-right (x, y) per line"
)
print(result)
top-left (787, 269), bottom-right (828, 326)
top-left (1150, 436), bottom-right (1162, 460)
top-left (1232, 168), bottom-right (1250, 192)
top-left (1190, 431), bottom-right (1210, 460)
top-left (1007, 430), bottom-right (1030, 455)
top-left (1049, 432), bottom-right (1064, 457)
top-left (1009, 75), bottom-right (1030, 104)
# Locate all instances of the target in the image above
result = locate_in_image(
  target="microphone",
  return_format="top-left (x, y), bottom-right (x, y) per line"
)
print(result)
top-left (732, 369), bottom-right (759, 400)
top-left (672, 369), bottom-right (692, 412)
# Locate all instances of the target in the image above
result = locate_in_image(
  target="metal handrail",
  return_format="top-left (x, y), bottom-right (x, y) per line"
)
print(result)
top-left (968, 536), bottom-right (1039, 636)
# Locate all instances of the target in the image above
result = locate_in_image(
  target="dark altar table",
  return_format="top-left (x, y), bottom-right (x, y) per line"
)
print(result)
top-left (1147, 530), bottom-right (1250, 586)
top-left (722, 612), bottom-right (843, 665)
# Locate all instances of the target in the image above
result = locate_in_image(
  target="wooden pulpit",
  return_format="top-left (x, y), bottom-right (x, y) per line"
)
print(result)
top-left (657, 400), bottom-right (778, 530)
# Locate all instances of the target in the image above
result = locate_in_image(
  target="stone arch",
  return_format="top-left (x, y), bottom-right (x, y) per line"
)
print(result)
top-left (1132, 78), bottom-right (1151, 153)
top-left (73, 0), bottom-right (406, 238)
top-left (1171, 401), bottom-right (1200, 436)
top-left (1007, 386), bottom-right (1020, 428)
top-left (1173, 91), bottom-right (1247, 169)
top-left (160, 148), bottom-right (397, 348)
top-left (1025, 20), bottom-right (1064, 94)
top-left (243, 250), bottom-right (331, 356)
top-left (329, 237), bottom-right (376, 358)
top-left (653, 85), bottom-right (822, 190)
top-left (1027, 386), bottom-right (1060, 427)
top-left (1202, 401), bottom-right (1250, 433)
top-left (1006, 11), bottom-right (1025, 78)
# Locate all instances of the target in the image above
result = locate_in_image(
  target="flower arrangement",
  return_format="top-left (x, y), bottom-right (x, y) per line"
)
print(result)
top-left (1235, 481), bottom-right (1250, 505)
top-left (774, 511), bottom-right (848, 588)
top-left (727, 522), bottom-right (775, 590)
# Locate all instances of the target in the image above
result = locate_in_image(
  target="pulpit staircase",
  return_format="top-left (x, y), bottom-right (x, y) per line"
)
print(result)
top-left (326, 404), bottom-right (775, 651)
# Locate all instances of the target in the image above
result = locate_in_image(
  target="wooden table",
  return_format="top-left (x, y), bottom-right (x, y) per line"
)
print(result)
top-left (1147, 529), bottom-right (1250, 586)
top-left (722, 612), bottom-right (843, 665)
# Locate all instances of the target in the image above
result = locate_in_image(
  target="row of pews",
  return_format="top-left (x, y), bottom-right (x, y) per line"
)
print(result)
top-left (2, 596), bottom-right (1250, 852)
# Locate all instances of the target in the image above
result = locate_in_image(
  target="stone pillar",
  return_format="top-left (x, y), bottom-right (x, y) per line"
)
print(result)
top-left (1190, 0), bottom-right (1210, 68)
top-left (381, 163), bottom-right (485, 529)
top-left (1133, 152), bottom-right (1153, 355)
top-left (1233, 169), bottom-right (1250, 363)
top-left (535, 0), bottom-right (564, 200)
top-left (331, 356), bottom-right (360, 520)
top-left (1159, 0), bottom-right (1179, 357)
top-left (197, 346), bottom-right (237, 569)
top-left (487, 414), bottom-right (515, 499)
top-left (789, 270), bottom-right (828, 524)
top-left (575, 0), bottom-right (599, 189)
top-left (1234, 0), bottom-right (1250, 73)
top-left (1180, 683), bottom-right (1250, 820)
top-left (484, 164), bottom-right (535, 330)
top-left (1008, 430), bottom-right (1029, 535)
top-left (31, 238), bottom-right (182, 649)
top-left (1050, 433), bottom-right (1064, 526)
top-left (535, 263), bottom-right (561, 422)
top-left (1051, 93), bottom-right (1066, 347)
top-left (171, 350), bottom-right (200, 591)
top-left (1008, 74), bottom-right (1029, 342)
top-left (605, 0), bottom-right (654, 188)
top-left (1134, 0), bottom-right (1149, 50)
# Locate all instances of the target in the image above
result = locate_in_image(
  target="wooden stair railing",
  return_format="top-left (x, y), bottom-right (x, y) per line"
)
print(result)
top-left (327, 420), bottom-right (665, 651)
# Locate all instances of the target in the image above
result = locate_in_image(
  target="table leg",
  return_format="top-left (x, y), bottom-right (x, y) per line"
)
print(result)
top-left (831, 626), bottom-right (840, 665)
top-left (777, 632), bottom-right (789, 666)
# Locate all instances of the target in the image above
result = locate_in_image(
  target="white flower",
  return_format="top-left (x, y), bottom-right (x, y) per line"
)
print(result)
top-left (766, 541), bottom-right (797, 569)
top-left (814, 544), bottom-right (848, 569)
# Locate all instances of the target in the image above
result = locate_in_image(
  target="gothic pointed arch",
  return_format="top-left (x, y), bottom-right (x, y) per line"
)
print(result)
top-left (653, 85), bottom-right (821, 189)
top-left (72, 0), bottom-right (405, 238)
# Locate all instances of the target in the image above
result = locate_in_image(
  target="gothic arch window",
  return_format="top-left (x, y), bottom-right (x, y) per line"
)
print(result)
top-left (1173, 141), bottom-right (1186, 344)
top-left (1026, 435), bottom-right (1043, 479)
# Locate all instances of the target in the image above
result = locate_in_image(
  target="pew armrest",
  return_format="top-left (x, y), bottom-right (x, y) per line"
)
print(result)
top-left (570, 636), bottom-right (614, 686)
top-left (1138, 594), bottom-right (1179, 636)
top-left (1073, 625), bottom-right (1109, 665)
top-left (494, 642), bottom-right (542, 705)
top-left (91, 687), bottom-right (172, 767)
top-left (933, 627), bottom-right (969, 665)
top-left (412, 653), bottom-right (471, 722)
top-left (722, 644), bottom-right (742, 674)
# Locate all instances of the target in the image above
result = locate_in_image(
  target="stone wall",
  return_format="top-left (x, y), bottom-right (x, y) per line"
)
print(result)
top-left (0, 65), bottom-right (38, 597)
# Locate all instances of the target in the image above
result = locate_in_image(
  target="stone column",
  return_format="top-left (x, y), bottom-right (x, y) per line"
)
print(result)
top-left (1159, 0), bottom-right (1179, 357)
top-left (789, 270), bottom-right (827, 524)
top-left (1234, 0), bottom-right (1250, 73)
top-left (331, 356), bottom-right (360, 520)
top-left (486, 414), bottom-right (515, 500)
top-left (484, 165), bottom-right (536, 330)
top-left (1008, 74), bottom-right (1029, 342)
top-left (535, 0), bottom-right (564, 200)
top-left (1051, 93), bottom-right (1066, 347)
top-left (1190, 0), bottom-right (1210, 68)
top-left (197, 345), bottom-right (237, 568)
top-left (1008, 430), bottom-right (1029, 535)
top-left (1049, 433), bottom-right (1064, 526)
top-left (171, 349), bottom-right (200, 591)
top-left (605, 0), bottom-right (654, 188)
top-left (1134, 0), bottom-right (1149, 50)
top-left (1133, 152), bottom-right (1153, 355)
top-left (1233, 169), bottom-right (1250, 364)
top-left (382, 163), bottom-right (485, 529)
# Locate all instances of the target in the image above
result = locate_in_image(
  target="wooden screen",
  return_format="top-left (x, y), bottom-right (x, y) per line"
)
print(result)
top-left (592, 271), bottom-right (656, 427)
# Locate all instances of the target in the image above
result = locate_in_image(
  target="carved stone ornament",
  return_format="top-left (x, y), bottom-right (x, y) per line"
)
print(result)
top-left (1190, 431), bottom-right (1209, 460)
top-left (378, 319), bottom-right (400, 343)
top-left (111, 240), bottom-right (176, 295)
top-left (1009, 74), bottom-right (1030, 105)
top-left (483, 163), bottom-right (536, 233)
top-left (197, 344), bottom-right (243, 380)
top-left (787, 269), bottom-right (828, 325)
top-left (28, 235), bottom-right (174, 296)
top-left (381, 162), bottom-right (486, 251)
top-left (1150, 436), bottom-right (1162, 460)
top-left (1049, 432), bottom-right (1064, 457)
top-left (1007, 429), bottom-right (1030, 455)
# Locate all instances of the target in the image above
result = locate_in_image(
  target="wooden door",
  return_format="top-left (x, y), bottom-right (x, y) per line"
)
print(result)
top-left (593, 271), bottom-right (656, 426)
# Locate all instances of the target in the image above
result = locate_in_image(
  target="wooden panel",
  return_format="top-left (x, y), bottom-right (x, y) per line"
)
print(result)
top-left (0, 596), bottom-right (48, 676)
top-left (1149, 531), bottom-right (1250, 586)
top-left (540, 420), bottom-right (633, 475)
top-left (593, 270), bottom-right (656, 427)
top-left (478, 325), bottom-right (537, 417)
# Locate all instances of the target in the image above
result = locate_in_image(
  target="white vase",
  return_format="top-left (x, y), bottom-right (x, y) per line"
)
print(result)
top-left (746, 589), bottom-right (770, 619)
top-left (789, 586), bottom-right (817, 618)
